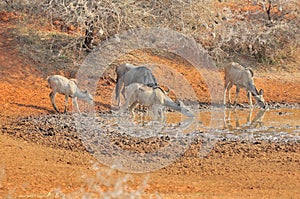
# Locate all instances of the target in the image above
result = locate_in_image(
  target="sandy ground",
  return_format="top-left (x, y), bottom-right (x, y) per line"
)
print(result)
top-left (0, 13), bottom-right (300, 198)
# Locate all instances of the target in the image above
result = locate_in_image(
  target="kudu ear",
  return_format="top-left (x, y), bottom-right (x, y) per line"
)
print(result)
top-left (259, 89), bottom-right (264, 95)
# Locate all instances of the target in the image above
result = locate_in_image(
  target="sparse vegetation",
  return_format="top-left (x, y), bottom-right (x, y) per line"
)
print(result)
top-left (1, 0), bottom-right (299, 70)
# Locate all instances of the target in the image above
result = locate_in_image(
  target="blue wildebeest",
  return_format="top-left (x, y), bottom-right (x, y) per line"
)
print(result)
top-left (115, 63), bottom-right (137, 85)
top-left (115, 64), bottom-right (158, 107)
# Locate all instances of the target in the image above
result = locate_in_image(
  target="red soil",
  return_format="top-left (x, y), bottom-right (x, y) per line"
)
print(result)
top-left (0, 12), bottom-right (299, 198)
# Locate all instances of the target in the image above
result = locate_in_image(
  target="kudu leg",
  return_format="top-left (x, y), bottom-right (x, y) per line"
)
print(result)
top-left (149, 105), bottom-right (161, 121)
top-left (246, 108), bottom-right (253, 125)
top-left (223, 88), bottom-right (227, 106)
top-left (224, 80), bottom-right (232, 106)
top-left (72, 97), bottom-right (81, 113)
top-left (64, 95), bottom-right (69, 113)
top-left (148, 107), bottom-right (155, 120)
top-left (247, 91), bottom-right (253, 108)
top-left (157, 106), bottom-right (166, 122)
top-left (119, 99), bottom-right (129, 113)
top-left (161, 111), bottom-right (166, 123)
top-left (233, 87), bottom-right (240, 107)
top-left (224, 82), bottom-right (233, 106)
top-left (233, 109), bottom-right (240, 127)
top-left (49, 91), bottom-right (60, 113)
top-left (224, 109), bottom-right (233, 129)
top-left (129, 102), bottom-right (138, 117)
top-left (223, 109), bottom-right (228, 129)
top-left (119, 103), bottom-right (127, 113)
top-left (227, 83), bottom-right (233, 105)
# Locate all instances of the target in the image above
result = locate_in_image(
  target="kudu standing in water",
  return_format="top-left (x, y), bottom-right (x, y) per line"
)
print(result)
top-left (224, 62), bottom-right (266, 109)
top-left (120, 83), bottom-right (194, 119)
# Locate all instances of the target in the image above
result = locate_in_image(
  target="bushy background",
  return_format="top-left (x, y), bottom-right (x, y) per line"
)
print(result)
top-left (1, 0), bottom-right (299, 70)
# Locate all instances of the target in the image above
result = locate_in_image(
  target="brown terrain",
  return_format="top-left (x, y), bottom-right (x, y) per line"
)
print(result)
top-left (0, 11), bottom-right (300, 198)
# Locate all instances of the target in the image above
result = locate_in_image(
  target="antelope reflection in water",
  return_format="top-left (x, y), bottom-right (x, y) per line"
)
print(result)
top-left (223, 108), bottom-right (266, 131)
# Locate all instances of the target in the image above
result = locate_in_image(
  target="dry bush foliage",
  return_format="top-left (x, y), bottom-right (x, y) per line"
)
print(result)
top-left (2, 0), bottom-right (300, 66)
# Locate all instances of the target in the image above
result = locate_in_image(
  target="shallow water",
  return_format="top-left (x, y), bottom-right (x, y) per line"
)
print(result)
top-left (129, 108), bottom-right (300, 142)
top-left (197, 108), bottom-right (300, 130)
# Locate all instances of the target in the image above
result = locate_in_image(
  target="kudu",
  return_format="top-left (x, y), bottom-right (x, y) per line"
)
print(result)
top-left (47, 75), bottom-right (93, 113)
top-left (120, 83), bottom-right (194, 119)
top-left (224, 62), bottom-right (266, 109)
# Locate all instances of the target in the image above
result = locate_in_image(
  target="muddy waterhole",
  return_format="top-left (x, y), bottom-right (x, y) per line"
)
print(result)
top-left (114, 107), bottom-right (300, 141)
top-left (2, 106), bottom-right (299, 172)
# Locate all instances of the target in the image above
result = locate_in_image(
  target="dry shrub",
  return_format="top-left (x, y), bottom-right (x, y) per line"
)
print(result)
top-left (1, 0), bottom-right (299, 67)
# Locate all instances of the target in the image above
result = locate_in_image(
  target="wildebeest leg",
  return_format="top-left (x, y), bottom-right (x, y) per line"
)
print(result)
top-left (233, 87), bottom-right (240, 107)
top-left (49, 91), bottom-right (59, 113)
top-left (247, 91), bottom-right (253, 108)
top-left (115, 80), bottom-right (123, 107)
top-left (120, 86), bottom-right (126, 106)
